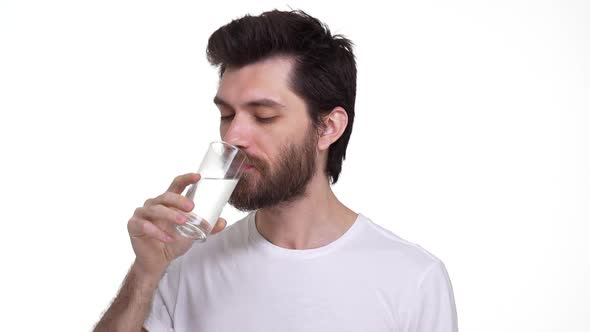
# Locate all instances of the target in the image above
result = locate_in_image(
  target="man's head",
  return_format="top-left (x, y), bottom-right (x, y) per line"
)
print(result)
top-left (206, 10), bottom-right (356, 210)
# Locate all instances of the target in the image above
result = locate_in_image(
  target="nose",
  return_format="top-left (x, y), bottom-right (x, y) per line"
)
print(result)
top-left (222, 115), bottom-right (250, 150)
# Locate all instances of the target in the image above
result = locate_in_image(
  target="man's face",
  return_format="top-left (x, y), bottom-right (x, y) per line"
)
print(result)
top-left (214, 57), bottom-right (319, 210)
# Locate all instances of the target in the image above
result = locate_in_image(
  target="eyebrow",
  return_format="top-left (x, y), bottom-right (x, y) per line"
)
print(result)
top-left (213, 95), bottom-right (286, 111)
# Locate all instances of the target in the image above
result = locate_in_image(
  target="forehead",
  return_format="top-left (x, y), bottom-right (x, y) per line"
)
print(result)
top-left (217, 56), bottom-right (296, 102)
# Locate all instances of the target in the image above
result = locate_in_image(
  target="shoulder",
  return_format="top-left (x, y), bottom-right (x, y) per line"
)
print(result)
top-left (356, 215), bottom-right (457, 329)
top-left (355, 214), bottom-right (447, 279)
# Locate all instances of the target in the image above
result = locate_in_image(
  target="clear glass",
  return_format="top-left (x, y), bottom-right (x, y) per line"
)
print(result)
top-left (175, 141), bottom-right (248, 241)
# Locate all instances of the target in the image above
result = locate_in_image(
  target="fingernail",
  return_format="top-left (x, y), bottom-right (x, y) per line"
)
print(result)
top-left (177, 214), bottom-right (186, 223)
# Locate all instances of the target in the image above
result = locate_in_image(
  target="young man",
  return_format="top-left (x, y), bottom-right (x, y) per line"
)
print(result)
top-left (95, 10), bottom-right (458, 332)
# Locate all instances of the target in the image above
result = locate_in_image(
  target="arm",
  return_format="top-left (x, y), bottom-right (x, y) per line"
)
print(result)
top-left (93, 173), bottom-right (227, 331)
top-left (93, 263), bottom-right (163, 332)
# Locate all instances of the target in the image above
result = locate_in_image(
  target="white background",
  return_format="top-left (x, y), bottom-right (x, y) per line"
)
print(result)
top-left (1, 1), bottom-right (588, 331)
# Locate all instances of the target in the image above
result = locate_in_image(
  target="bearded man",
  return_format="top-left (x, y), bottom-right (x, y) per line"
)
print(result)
top-left (94, 9), bottom-right (458, 332)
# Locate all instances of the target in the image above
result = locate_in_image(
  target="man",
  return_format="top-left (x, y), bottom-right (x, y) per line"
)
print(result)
top-left (94, 9), bottom-right (458, 332)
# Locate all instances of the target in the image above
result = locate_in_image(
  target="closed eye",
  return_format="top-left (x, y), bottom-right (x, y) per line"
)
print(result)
top-left (220, 115), bottom-right (277, 123)
top-left (256, 116), bottom-right (277, 123)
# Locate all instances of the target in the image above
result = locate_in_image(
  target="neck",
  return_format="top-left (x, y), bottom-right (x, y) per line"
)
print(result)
top-left (255, 173), bottom-right (357, 250)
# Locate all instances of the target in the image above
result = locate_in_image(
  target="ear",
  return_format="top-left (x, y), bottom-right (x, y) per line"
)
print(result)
top-left (317, 107), bottom-right (348, 151)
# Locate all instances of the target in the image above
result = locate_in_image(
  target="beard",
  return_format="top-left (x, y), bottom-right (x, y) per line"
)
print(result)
top-left (228, 128), bottom-right (318, 211)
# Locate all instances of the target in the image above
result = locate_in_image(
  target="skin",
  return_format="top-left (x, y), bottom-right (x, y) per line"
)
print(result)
top-left (94, 55), bottom-right (357, 331)
top-left (216, 56), bottom-right (358, 249)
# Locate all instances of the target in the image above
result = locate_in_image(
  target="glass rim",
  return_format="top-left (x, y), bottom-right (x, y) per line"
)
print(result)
top-left (210, 140), bottom-right (248, 159)
top-left (210, 140), bottom-right (241, 151)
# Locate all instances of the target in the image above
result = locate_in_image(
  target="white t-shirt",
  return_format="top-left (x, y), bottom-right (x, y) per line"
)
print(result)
top-left (144, 212), bottom-right (458, 332)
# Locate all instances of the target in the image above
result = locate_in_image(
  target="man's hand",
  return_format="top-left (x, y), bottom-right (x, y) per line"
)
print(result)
top-left (127, 173), bottom-right (227, 278)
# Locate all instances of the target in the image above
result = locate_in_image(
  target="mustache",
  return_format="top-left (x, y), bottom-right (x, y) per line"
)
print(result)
top-left (244, 153), bottom-right (268, 171)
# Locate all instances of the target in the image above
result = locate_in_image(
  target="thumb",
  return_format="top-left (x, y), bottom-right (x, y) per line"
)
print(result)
top-left (210, 218), bottom-right (227, 235)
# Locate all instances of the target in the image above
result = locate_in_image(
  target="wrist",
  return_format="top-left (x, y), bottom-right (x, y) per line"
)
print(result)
top-left (131, 260), bottom-right (166, 290)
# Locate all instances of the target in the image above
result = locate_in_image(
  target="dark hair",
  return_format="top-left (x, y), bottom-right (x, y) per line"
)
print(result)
top-left (206, 9), bottom-right (356, 184)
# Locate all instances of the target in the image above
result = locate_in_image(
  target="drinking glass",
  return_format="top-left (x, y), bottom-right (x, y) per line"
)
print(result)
top-left (175, 141), bottom-right (248, 241)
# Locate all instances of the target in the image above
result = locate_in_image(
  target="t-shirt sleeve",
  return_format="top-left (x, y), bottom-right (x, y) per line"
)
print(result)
top-left (143, 257), bottom-right (183, 332)
top-left (411, 261), bottom-right (458, 332)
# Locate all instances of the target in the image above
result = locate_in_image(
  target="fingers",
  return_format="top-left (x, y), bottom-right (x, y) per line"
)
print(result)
top-left (137, 204), bottom-right (188, 228)
top-left (167, 173), bottom-right (200, 195)
top-left (141, 219), bottom-right (175, 242)
top-left (128, 216), bottom-right (173, 243)
top-left (129, 212), bottom-right (228, 245)
top-left (211, 218), bottom-right (227, 235)
top-left (148, 192), bottom-right (194, 212)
